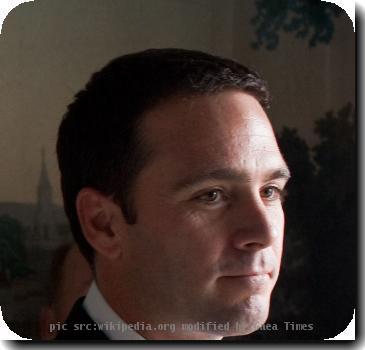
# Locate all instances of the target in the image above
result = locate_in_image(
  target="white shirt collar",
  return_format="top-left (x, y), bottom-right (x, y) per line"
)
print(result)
top-left (83, 281), bottom-right (145, 340)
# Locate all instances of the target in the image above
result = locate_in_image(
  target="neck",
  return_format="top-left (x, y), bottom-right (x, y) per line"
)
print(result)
top-left (95, 267), bottom-right (224, 340)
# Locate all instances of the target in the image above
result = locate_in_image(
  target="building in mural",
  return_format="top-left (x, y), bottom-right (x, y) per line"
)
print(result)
top-left (32, 149), bottom-right (68, 249)
top-left (0, 150), bottom-right (71, 338)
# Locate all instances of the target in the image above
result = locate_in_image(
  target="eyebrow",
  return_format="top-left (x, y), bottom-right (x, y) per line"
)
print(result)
top-left (173, 166), bottom-right (291, 192)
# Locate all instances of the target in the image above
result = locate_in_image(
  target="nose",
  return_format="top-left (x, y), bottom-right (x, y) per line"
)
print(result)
top-left (230, 194), bottom-right (282, 251)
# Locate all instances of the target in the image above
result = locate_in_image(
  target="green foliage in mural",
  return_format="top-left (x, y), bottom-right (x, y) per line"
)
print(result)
top-left (0, 215), bottom-right (31, 282)
top-left (251, 0), bottom-right (342, 50)
top-left (274, 102), bottom-right (355, 338)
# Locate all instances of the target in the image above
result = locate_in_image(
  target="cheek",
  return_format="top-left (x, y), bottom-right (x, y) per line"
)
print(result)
top-left (155, 210), bottom-right (225, 271)
top-left (267, 205), bottom-right (285, 255)
top-left (133, 185), bottom-right (228, 270)
top-left (271, 203), bottom-right (285, 233)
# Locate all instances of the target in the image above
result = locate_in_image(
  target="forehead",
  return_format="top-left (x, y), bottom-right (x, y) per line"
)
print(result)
top-left (140, 91), bottom-right (281, 166)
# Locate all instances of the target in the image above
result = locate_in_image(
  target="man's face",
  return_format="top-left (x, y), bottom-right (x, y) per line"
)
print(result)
top-left (118, 91), bottom-right (289, 337)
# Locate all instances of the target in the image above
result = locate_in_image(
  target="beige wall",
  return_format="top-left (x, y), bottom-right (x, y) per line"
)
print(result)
top-left (0, 0), bottom-right (355, 205)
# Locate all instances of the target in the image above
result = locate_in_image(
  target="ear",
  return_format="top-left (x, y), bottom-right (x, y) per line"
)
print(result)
top-left (76, 188), bottom-right (124, 261)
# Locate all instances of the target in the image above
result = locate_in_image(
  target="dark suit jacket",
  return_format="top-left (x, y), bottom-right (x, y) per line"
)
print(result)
top-left (55, 297), bottom-right (108, 340)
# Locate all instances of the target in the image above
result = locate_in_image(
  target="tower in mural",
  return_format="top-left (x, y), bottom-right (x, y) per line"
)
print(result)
top-left (33, 148), bottom-right (58, 247)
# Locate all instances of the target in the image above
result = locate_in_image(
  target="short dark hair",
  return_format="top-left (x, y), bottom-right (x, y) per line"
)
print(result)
top-left (56, 48), bottom-right (270, 265)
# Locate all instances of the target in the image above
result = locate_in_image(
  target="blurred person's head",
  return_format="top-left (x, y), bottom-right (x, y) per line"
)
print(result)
top-left (39, 244), bottom-right (92, 340)
top-left (57, 48), bottom-right (290, 339)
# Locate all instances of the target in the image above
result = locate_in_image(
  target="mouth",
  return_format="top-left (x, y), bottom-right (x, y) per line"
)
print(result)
top-left (227, 270), bottom-right (273, 278)
top-left (228, 273), bottom-right (270, 281)
top-left (221, 272), bottom-right (272, 292)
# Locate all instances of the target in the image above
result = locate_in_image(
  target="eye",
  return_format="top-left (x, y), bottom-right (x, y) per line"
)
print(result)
top-left (261, 185), bottom-right (283, 202)
top-left (196, 189), bottom-right (226, 205)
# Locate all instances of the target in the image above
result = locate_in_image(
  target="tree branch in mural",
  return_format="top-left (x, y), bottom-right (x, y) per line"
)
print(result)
top-left (251, 0), bottom-right (342, 50)
top-left (0, 215), bottom-right (31, 285)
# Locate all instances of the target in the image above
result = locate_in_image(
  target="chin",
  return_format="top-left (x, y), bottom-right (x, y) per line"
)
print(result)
top-left (226, 294), bottom-right (271, 336)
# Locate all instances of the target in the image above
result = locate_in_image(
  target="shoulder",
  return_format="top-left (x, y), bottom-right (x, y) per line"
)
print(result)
top-left (55, 297), bottom-right (108, 340)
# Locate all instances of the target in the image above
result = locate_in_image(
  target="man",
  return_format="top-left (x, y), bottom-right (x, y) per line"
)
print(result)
top-left (55, 48), bottom-right (290, 340)
top-left (39, 244), bottom-right (92, 340)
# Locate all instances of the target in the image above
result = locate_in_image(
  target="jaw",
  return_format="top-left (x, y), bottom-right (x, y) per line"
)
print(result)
top-left (194, 279), bottom-right (274, 336)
